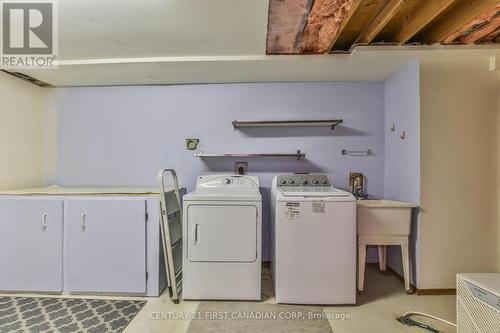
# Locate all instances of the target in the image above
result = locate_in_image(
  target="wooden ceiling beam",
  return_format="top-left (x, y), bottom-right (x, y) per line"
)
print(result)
top-left (328, 0), bottom-right (363, 50)
top-left (420, 0), bottom-right (499, 43)
top-left (298, 0), bottom-right (363, 53)
top-left (331, 0), bottom-right (388, 51)
top-left (356, 0), bottom-right (406, 44)
top-left (395, 0), bottom-right (459, 43)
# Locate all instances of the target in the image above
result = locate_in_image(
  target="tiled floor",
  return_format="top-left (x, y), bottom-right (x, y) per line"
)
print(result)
top-left (125, 265), bottom-right (456, 333)
top-left (0, 265), bottom-right (457, 333)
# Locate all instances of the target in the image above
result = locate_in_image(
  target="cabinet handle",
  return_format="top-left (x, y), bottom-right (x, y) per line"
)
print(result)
top-left (81, 213), bottom-right (86, 231)
top-left (41, 213), bottom-right (48, 231)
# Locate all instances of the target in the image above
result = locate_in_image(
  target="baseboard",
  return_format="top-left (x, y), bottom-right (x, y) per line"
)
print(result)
top-left (415, 288), bottom-right (456, 295)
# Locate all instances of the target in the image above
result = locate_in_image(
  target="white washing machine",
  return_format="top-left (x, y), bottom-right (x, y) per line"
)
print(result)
top-left (182, 174), bottom-right (262, 300)
top-left (271, 174), bottom-right (356, 304)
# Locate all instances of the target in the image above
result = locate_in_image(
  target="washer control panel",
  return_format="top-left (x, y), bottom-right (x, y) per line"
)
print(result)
top-left (277, 174), bottom-right (331, 187)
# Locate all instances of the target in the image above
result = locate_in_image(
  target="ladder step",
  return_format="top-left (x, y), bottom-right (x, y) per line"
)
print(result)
top-left (165, 209), bottom-right (180, 218)
top-left (171, 241), bottom-right (181, 250)
top-left (170, 237), bottom-right (182, 247)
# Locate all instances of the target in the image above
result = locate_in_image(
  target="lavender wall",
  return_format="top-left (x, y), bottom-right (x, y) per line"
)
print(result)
top-left (46, 82), bottom-right (386, 260)
top-left (384, 61), bottom-right (420, 284)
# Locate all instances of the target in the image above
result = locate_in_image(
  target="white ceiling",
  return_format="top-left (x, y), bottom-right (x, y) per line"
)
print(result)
top-left (57, 0), bottom-right (269, 59)
top-left (11, 0), bottom-right (500, 86)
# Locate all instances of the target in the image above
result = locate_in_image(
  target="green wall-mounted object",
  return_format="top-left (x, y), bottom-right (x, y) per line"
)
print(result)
top-left (186, 138), bottom-right (199, 150)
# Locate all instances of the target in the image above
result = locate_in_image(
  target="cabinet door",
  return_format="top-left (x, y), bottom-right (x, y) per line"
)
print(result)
top-left (187, 205), bottom-right (257, 262)
top-left (67, 199), bottom-right (147, 294)
top-left (0, 199), bottom-right (63, 292)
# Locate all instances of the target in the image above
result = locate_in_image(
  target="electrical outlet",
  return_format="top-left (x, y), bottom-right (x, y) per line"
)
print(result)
top-left (234, 162), bottom-right (248, 175)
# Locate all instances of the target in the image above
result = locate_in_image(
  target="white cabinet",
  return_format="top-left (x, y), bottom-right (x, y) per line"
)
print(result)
top-left (0, 188), bottom-right (166, 296)
top-left (0, 199), bottom-right (63, 292)
top-left (67, 199), bottom-right (147, 294)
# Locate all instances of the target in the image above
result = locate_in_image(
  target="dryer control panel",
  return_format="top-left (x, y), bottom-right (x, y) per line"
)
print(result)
top-left (277, 174), bottom-right (331, 187)
top-left (197, 175), bottom-right (259, 189)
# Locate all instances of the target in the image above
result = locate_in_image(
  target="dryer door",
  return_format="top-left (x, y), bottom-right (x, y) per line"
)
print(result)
top-left (187, 205), bottom-right (257, 262)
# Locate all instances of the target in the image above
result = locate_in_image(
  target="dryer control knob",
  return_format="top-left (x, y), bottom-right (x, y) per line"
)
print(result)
top-left (321, 180), bottom-right (328, 185)
top-left (300, 180), bottom-right (308, 185)
top-left (289, 180), bottom-right (295, 185)
top-left (280, 180), bottom-right (287, 185)
top-left (312, 180), bottom-right (319, 185)
top-left (224, 178), bottom-right (231, 184)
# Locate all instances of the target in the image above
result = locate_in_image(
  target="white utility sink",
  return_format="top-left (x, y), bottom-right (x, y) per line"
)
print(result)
top-left (357, 200), bottom-right (416, 236)
top-left (356, 199), bottom-right (417, 294)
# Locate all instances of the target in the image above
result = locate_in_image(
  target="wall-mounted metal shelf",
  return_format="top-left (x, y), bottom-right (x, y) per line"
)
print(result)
top-left (195, 150), bottom-right (305, 160)
top-left (232, 119), bottom-right (343, 130)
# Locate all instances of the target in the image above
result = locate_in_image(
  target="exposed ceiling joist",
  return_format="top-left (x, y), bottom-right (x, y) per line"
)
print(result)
top-left (327, 0), bottom-right (364, 50)
top-left (331, 0), bottom-right (387, 51)
top-left (395, 0), bottom-right (459, 43)
top-left (298, 0), bottom-right (361, 53)
top-left (357, 0), bottom-right (406, 44)
top-left (266, 0), bottom-right (500, 53)
top-left (419, 0), bottom-right (499, 43)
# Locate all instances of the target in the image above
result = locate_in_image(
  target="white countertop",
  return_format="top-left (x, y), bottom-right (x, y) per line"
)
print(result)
top-left (356, 199), bottom-right (416, 208)
top-left (0, 185), bottom-right (164, 196)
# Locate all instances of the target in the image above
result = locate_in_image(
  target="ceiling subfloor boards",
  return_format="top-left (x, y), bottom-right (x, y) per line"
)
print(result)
top-left (356, 0), bottom-right (406, 44)
top-left (378, 0), bottom-right (459, 43)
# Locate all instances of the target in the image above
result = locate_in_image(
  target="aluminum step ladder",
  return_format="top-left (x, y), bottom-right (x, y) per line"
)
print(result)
top-left (159, 169), bottom-right (182, 303)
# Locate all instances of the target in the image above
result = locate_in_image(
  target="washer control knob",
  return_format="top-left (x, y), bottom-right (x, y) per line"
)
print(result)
top-left (321, 180), bottom-right (329, 185)
top-left (289, 180), bottom-right (295, 185)
top-left (224, 178), bottom-right (231, 184)
top-left (280, 180), bottom-right (287, 185)
top-left (312, 180), bottom-right (319, 185)
top-left (300, 180), bottom-right (308, 185)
